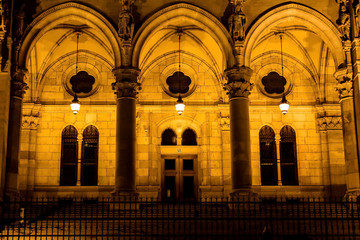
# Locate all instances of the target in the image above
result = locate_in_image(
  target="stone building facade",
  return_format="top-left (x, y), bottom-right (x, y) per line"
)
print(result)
top-left (0, 0), bottom-right (359, 200)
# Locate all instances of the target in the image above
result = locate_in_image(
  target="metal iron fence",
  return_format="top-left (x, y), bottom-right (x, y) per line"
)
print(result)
top-left (0, 197), bottom-right (359, 239)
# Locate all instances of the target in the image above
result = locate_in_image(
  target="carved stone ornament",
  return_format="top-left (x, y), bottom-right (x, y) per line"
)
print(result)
top-left (228, 0), bottom-right (246, 42)
top-left (335, 76), bottom-right (353, 99)
top-left (334, 68), bottom-right (353, 99)
top-left (0, 0), bottom-right (6, 40)
top-left (317, 116), bottom-right (343, 131)
top-left (336, 0), bottom-right (350, 41)
top-left (224, 66), bottom-right (253, 98)
top-left (118, 0), bottom-right (135, 42)
top-left (112, 81), bottom-right (141, 98)
top-left (22, 115), bottom-right (39, 129)
top-left (220, 115), bottom-right (230, 131)
top-left (11, 80), bottom-right (28, 98)
top-left (10, 69), bottom-right (28, 98)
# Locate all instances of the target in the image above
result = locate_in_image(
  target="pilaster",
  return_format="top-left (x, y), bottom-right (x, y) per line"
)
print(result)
top-left (20, 104), bottom-right (40, 196)
top-left (334, 68), bottom-right (360, 197)
top-left (317, 110), bottom-right (346, 197)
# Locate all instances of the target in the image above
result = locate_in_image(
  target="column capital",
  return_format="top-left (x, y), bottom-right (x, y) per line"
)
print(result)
top-left (22, 115), bottom-right (39, 130)
top-left (11, 68), bottom-right (28, 99)
top-left (224, 66), bottom-right (253, 98)
top-left (112, 67), bottom-right (141, 98)
top-left (334, 67), bottom-right (353, 100)
top-left (317, 115), bottom-right (343, 131)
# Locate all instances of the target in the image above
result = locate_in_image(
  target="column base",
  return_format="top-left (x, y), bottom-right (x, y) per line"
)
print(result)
top-left (230, 188), bottom-right (258, 199)
top-left (4, 189), bottom-right (21, 201)
top-left (229, 188), bottom-right (259, 210)
top-left (343, 190), bottom-right (360, 210)
top-left (344, 189), bottom-right (360, 201)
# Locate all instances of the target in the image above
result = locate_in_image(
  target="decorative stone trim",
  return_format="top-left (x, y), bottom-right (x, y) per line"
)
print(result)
top-left (317, 116), bottom-right (342, 131)
top-left (220, 115), bottom-right (230, 131)
top-left (22, 115), bottom-right (39, 129)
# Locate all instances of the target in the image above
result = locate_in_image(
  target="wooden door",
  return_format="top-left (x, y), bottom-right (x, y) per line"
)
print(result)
top-left (162, 156), bottom-right (197, 201)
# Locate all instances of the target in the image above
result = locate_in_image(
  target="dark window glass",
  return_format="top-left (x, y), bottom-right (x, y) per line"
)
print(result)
top-left (60, 126), bottom-right (78, 186)
top-left (181, 129), bottom-right (197, 146)
top-left (183, 176), bottom-right (194, 199)
top-left (165, 176), bottom-right (176, 200)
top-left (280, 125), bottom-right (298, 185)
top-left (183, 159), bottom-right (194, 170)
top-left (81, 125), bottom-right (99, 186)
top-left (161, 129), bottom-right (177, 145)
top-left (165, 159), bottom-right (176, 170)
top-left (259, 126), bottom-right (277, 185)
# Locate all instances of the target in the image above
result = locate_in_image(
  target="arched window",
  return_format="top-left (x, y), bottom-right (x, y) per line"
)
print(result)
top-left (161, 128), bottom-right (177, 145)
top-left (280, 125), bottom-right (298, 185)
top-left (181, 128), bottom-right (197, 146)
top-left (82, 125), bottom-right (99, 186)
top-left (259, 126), bottom-right (277, 185)
top-left (60, 125), bottom-right (78, 186)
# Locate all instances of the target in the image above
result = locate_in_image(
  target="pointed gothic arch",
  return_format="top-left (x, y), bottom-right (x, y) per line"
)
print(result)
top-left (243, 3), bottom-right (344, 68)
top-left (132, 3), bottom-right (235, 70)
top-left (18, 2), bottom-right (121, 70)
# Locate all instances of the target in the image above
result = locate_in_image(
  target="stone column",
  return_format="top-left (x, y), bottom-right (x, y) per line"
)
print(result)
top-left (112, 67), bottom-right (140, 195)
top-left (76, 134), bottom-right (83, 186)
top-left (224, 66), bottom-right (253, 194)
top-left (335, 68), bottom-right (360, 198)
top-left (5, 69), bottom-right (28, 198)
top-left (275, 135), bottom-right (282, 186)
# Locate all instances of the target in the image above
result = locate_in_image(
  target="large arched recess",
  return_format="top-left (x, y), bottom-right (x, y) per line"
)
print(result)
top-left (243, 3), bottom-right (344, 68)
top-left (132, 3), bottom-right (235, 71)
top-left (18, 2), bottom-right (121, 70)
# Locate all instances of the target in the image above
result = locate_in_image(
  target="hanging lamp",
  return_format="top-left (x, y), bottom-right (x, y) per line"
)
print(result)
top-left (70, 32), bottom-right (81, 115)
top-left (175, 31), bottom-right (185, 115)
top-left (278, 34), bottom-right (289, 115)
top-left (70, 94), bottom-right (80, 115)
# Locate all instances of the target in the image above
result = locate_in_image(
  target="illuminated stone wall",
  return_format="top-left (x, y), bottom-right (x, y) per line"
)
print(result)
top-left (4, 0), bottom-right (349, 198)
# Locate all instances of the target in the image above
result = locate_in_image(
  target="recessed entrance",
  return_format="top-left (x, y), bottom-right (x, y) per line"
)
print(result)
top-left (162, 156), bottom-right (197, 201)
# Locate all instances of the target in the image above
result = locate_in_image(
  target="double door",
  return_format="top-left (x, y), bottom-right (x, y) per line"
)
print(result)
top-left (162, 156), bottom-right (197, 201)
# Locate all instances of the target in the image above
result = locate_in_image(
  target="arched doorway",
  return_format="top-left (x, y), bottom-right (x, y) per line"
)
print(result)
top-left (161, 127), bottom-right (198, 201)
